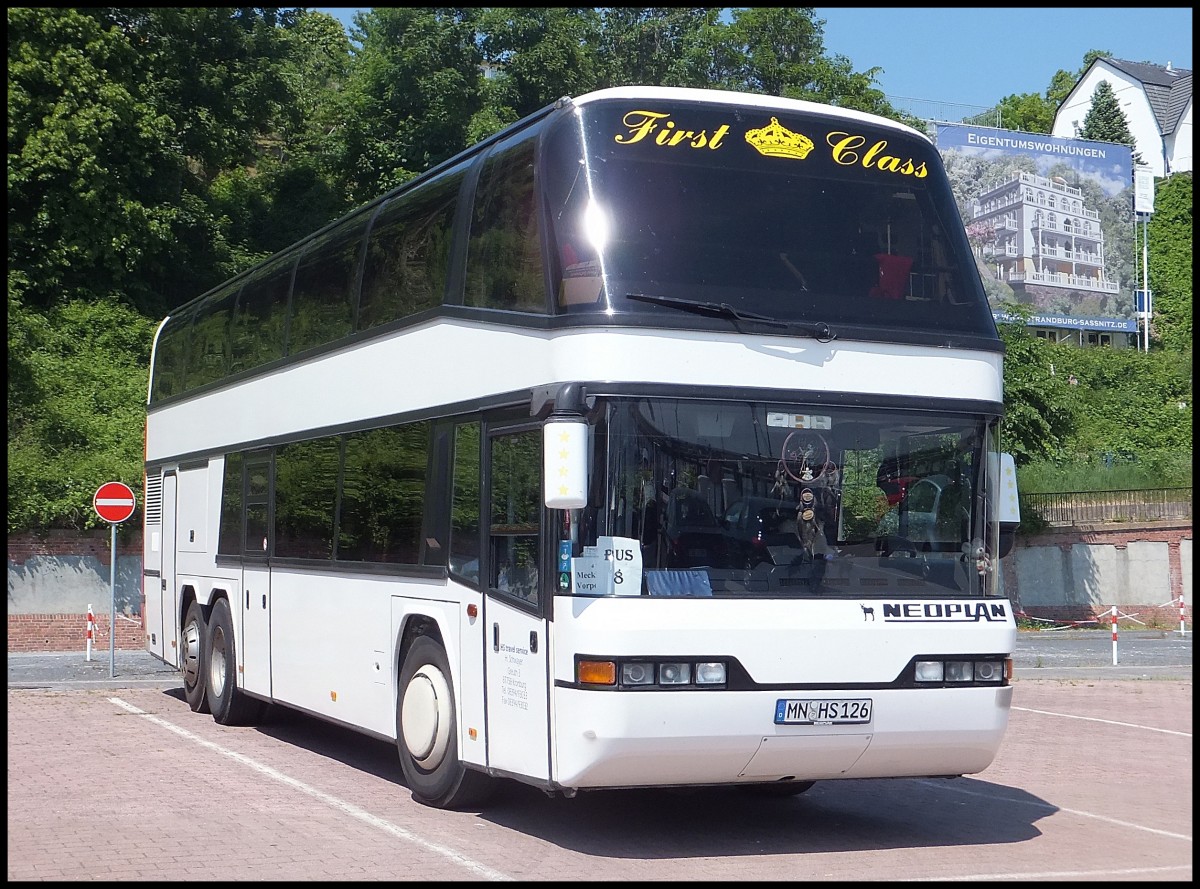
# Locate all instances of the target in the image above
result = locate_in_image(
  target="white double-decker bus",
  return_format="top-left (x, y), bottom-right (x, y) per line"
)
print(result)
top-left (143, 86), bottom-right (1021, 809)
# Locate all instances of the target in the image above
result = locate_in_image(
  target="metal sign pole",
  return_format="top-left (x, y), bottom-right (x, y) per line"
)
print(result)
top-left (1141, 215), bottom-right (1149, 353)
top-left (93, 481), bottom-right (135, 679)
top-left (110, 522), bottom-right (117, 678)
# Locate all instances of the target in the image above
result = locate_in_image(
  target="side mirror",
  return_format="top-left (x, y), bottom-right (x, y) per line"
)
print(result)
top-left (995, 452), bottom-right (1020, 558)
top-left (543, 418), bottom-right (588, 509)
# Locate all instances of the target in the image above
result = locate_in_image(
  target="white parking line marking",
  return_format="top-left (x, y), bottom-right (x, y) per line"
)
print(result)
top-left (1013, 705), bottom-right (1191, 737)
top-left (109, 697), bottom-right (514, 881)
top-left (915, 779), bottom-right (1192, 841)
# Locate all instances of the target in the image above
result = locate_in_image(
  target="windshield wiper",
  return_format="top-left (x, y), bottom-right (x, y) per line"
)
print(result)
top-left (625, 292), bottom-right (834, 341)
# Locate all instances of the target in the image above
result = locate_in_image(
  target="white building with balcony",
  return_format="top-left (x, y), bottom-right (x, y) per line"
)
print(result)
top-left (971, 171), bottom-right (1118, 297)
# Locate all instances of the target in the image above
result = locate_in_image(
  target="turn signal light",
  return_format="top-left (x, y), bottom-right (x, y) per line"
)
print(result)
top-left (577, 660), bottom-right (617, 685)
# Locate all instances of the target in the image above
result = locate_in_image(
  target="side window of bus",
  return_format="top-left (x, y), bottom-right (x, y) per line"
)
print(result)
top-left (488, 429), bottom-right (541, 606)
top-left (231, 258), bottom-right (292, 375)
top-left (151, 309), bottom-right (193, 401)
top-left (464, 136), bottom-right (545, 313)
top-left (244, 457), bottom-right (271, 556)
top-left (287, 216), bottom-right (367, 356)
top-left (217, 452), bottom-right (243, 555)
top-left (358, 164), bottom-right (467, 331)
top-left (187, 285), bottom-right (237, 389)
top-left (274, 438), bottom-right (340, 560)
top-left (338, 422), bottom-right (430, 564)
top-left (449, 422), bottom-right (482, 582)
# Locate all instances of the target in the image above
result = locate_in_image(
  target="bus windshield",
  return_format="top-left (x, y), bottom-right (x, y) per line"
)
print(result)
top-left (585, 397), bottom-right (1000, 599)
top-left (544, 97), bottom-right (996, 341)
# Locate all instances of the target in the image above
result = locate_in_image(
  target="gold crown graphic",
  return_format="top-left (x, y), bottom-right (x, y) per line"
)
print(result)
top-left (744, 117), bottom-right (814, 160)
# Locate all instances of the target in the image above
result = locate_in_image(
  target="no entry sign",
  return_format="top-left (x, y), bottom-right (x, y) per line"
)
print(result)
top-left (93, 481), bottom-right (137, 523)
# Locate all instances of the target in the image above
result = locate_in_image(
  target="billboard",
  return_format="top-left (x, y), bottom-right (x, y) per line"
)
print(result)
top-left (935, 125), bottom-right (1136, 336)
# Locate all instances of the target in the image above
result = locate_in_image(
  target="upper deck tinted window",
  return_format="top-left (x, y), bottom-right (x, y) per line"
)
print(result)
top-left (464, 132), bottom-right (545, 313)
top-left (543, 99), bottom-right (997, 342)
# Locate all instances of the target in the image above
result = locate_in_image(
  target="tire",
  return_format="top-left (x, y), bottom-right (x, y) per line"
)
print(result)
top-left (205, 597), bottom-right (264, 726)
top-left (397, 636), bottom-right (494, 809)
top-left (181, 601), bottom-right (210, 713)
top-left (739, 780), bottom-right (816, 798)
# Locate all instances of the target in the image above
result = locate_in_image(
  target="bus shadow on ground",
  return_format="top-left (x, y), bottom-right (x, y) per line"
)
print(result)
top-left (164, 688), bottom-right (1053, 855)
top-left (477, 777), bottom-right (1052, 856)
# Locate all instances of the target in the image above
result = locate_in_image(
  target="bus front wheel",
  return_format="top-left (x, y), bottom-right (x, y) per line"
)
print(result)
top-left (397, 636), bottom-right (494, 809)
top-left (181, 601), bottom-right (209, 713)
top-left (205, 597), bottom-right (264, 726)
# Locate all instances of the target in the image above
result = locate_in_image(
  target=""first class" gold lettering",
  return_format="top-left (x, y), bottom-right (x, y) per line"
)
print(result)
top-left (827, 132), bottom-right (928, 178)
top-left (615, 110), bottom-right (730, 149)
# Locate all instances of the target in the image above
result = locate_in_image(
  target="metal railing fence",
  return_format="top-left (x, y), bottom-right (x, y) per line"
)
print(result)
top-left (1019, 487), bottom-right (1192, 526)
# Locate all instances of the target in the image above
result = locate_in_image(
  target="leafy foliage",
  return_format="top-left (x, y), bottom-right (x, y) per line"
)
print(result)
top-left (994, 309), bottom-right (1075, 466)
top-left (1145, 172), bottom-right (1192, 351)
top-left (994, 92), bottom-right (1055, 133)
top-left (7, 297), bottom-right (154, 531)
top-left (1078, 80), bottom-right (1143, 165)
top-left (4, 9), bottom-right (1192, 533)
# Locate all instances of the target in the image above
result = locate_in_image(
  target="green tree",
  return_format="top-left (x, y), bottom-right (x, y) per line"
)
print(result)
top-left (476, 7), bottom-right (604, 122)
top-left (8, 7), bottom-right (300, 318)
top-left (994, 309), bottom-right (1075, 466)
top-left (976, 49), bottom-right (1112, 135)
top-left (596, 7), bottom-right (721, 88)
top-left (334, 7), bottom-right (485, 203)
top-left (8, 8), bottom-right (308, 533)
top-left (1077, 80), bottom-right (1143, 165)
top-left (1146, 172), bottom-right (1192, 351)
top-left (8, 297), bottom-right (155, 531)
top-left (724, 7), bottom-right (902, 120)
top-left (994, 92), bottom-right (1054, 133)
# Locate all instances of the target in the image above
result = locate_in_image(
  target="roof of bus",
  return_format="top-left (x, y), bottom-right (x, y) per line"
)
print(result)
top-left (567, 86), bottom-right (930, 143)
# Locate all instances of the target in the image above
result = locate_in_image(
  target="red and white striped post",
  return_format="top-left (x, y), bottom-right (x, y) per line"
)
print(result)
top-left (86, 604), bottom-right (95, 661)
top-left (1110, 605), bottom-right (1118, 666)
top-left (1180, 593), bottom-right (1188, 638)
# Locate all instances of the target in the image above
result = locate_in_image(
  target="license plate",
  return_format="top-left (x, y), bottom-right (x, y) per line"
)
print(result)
top-left (774, 698), bottom-right (873, 725)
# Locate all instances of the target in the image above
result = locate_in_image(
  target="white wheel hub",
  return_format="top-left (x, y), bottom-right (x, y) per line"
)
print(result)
top-left (401, 664), bottom-right (452, 767)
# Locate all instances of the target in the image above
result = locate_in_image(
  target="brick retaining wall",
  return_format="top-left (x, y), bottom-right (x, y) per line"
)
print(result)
top-left (8, 612), bottom-right (144, 653)
top-left (1006, 520), bottom-right (1191, 629)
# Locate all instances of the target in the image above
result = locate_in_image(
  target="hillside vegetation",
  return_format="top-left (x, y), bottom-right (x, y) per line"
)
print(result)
top-left (7, 8), bottom-right (1191, 532)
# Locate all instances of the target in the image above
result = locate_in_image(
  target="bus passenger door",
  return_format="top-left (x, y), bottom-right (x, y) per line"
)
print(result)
top-left (482, 424), bottom-right (551, 784)
top-left (151, 470), bottom-right (179, 665)
top-left (239, 455), bottom-right (272, 697)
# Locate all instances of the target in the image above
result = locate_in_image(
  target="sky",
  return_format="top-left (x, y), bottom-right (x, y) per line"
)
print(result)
top-left (313, 7), bottom-right (1192, 111)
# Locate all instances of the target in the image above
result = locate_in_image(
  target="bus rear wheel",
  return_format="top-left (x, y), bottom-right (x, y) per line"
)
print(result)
top-left (205, 597), bottom-right (264, 726)
top-left (397, 636), bottom-right (494, 809)
top-left (181, 601), bottom-right (209, 713)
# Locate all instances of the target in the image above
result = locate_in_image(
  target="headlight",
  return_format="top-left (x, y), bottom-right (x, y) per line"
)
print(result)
top-left (913, 657), bottom-right (1010, 685)
top-left (694, 662), bottom-right (727, 684)
top-left (580, 657), bottom-right (728, 689)
top-left (621, 662), bottom-right (656, 685)
top-left (915, 660), bottom-right (944, 682)
top-left (974, 660), bottom-right (1005, 682)
top-left (945, 661), bottom-right (974, 682)
top-left (658, 662), bottom-right (692, 685)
